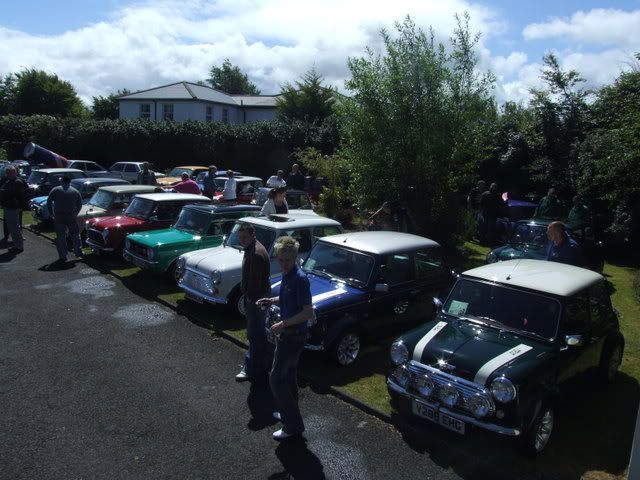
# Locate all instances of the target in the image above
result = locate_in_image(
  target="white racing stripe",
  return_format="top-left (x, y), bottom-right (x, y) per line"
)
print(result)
top-left (412, 321), bottom-right (447, 361)
top-left (312, 288), bottom-right (347, 304)
top-left (473, 344), bottom-right (533, 385)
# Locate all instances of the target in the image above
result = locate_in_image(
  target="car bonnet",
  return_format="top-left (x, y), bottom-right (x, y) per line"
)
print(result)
top-left (183, 244), bottom-right (244, 272)
top-left (270, 272), bottom-right (364, 309)
top-left (493, 244), bottom-right (546, 261)
top-left (128, 228), bottom-right (197, 247)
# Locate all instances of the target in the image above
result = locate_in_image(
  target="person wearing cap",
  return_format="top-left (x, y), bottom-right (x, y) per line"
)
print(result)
top-left (47, 175), bottom-right (83, 262)
top-left (222, 170), bottom-right (237, 202)
top-left (172, 173), bottom-right (202, 195)
top-left (546, 221), bottom-right (582, 266)
top-left (260, 187), bottom-right (289, 216)
top-left (202, 165), bottom-right (218, 198)
top-left (286, 164), bottom-right (305, 191)
top-left (0, 165), bottom-right (27, 253)
top-left (266, 170), bottom-right (287, 188)
top-left (137, 162), bottom-right (157, 185)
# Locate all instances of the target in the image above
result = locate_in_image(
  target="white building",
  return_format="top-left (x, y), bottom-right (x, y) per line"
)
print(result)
top-left (118, 82), bottom-right (278, 124)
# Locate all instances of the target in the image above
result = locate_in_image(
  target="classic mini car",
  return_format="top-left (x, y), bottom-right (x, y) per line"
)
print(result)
top-left (123, 204), bottom-right (261, 276)
top-left (387, 259), bottom-right (624, 455)
top-left (26, 168), bottom-right (87, 197)
top-left (85, 193), bottom-right (210, 253)
top-left (267, 232), bottom-right (453, 366)
top-left (495, 198), bottom-right (538, 242)
top-left (77, 184), bottom-right (163, 234)
top-left (29, 177), bottom-right (129, 223)
top-left (209, 176), bottom-right (264, 203)
top-left (108, 162), bottom-right (166, 184)
top-left (251, 187), bottom-right (317, 215)
top-left (66, 160), bottom-right (113, 178)
top-left (176, 214), bottom-right (343, 315)
top-left (486, 218), bottom-right (604, 272)
top-left (156, 166), bottom-right (210, 187)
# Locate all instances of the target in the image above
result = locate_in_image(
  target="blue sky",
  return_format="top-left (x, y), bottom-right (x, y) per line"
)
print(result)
top-left (1, 0), bottom-right (639, 103)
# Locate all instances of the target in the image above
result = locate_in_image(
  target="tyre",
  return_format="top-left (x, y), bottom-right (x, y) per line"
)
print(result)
top-left (523, 405), bottom-right (554, 456)
top-left (228, 288), bottom-right (246, 317)
top-left (599, 334), bottom-right (624, 384)
top-left (167, 261), bottom-right (179, 284)
top-left (330, 329), bottom-right (362, 367)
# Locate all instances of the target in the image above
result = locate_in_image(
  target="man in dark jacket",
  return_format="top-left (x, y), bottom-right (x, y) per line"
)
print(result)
top-left (0, 166), bottom-right (26, 253)
top-left (236, 222), bottom-right (272, 382)
top-left (479, 182), bottom-right (505, 245)
top-left (535, 188), bottom-right (564, 219)
top-left (136, 162), bottom-right (157, 185)
top-left (286, 164), bottom-right (305, 191)
top-left (546, 221), bottom-right (582, 266)
top-left (46, 176), bottom-right (83, 262)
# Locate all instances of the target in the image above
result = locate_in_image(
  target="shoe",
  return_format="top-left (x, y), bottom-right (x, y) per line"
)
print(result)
top-left (74, 252), bottom-right (84, 259)
top-left (235, 369), bottom-right (251, 382)
top-left (58, 257), bottom-right (68, 263)
top-left (272, 412), bottom-right (281, 422)
top-left (272, 428), bottom-right (297, 441)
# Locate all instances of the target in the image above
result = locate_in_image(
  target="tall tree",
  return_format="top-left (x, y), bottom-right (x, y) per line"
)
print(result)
top-left (0, 73), bottom-right (16, 115)
top-left (91, 89), bottom-right (131, 119)
top-left (206, 59), bottom-right (260, 95)
top-left (276, 68), bottom-right (336, 122)
top-left (12, 68), bottom-right (87, 117)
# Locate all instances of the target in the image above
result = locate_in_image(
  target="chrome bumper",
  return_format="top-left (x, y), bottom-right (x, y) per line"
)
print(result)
top-left (86, 238), bottom-right (115, 252)
top-left (123, 250), bottom-right (158, 268)
top-left (387, 378), bottom-right (521, 436)
top-left (178, 282), bottom-right (227, 304)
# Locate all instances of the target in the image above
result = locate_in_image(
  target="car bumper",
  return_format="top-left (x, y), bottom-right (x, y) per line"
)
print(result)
top-left (387, 378), bottom-right (521, 436)
top-left (123, 250), bottom-right (160, 270)
top-left (178, 282), bottom-right (227, 304)
top-left (86, 238), bottom-right (115, 252)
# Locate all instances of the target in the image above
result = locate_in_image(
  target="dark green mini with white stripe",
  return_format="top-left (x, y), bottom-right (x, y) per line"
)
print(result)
top-left (387, 259), bottom-right (624, 455)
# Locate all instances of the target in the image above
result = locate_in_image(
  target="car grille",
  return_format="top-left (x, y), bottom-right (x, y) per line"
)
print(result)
top-left (87, 228), bottom-right (105, 246)
top-left (180, 269), bottom-right (213, 294)
top-left (129, 242), bottom-right (148, 258)
top-left (406, 361), bottom-right (495, 415)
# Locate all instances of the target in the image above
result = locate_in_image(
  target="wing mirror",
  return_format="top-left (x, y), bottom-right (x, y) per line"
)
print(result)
top-left (565, 335), bottom-right (584, 347)
top-left (433, 297), bottom-right (444, 309)
top-left (149, 215), bottom-right (158, 221)
top-left (450, 269), bottom-right (460, 278)
top-left (375, 283), bottom-right (389, 293)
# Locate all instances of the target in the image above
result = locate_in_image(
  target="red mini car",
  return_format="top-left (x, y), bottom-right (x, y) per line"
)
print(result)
top-left (86, 192), bottom-right (210, 253)
top-left (211, 176), bottom-right (263, 203)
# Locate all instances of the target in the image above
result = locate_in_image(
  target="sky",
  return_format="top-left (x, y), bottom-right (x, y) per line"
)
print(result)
top-left (0, 0), bottom-right (639, 106)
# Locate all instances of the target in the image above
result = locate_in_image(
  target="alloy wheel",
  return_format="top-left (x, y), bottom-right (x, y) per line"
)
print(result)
top-left (534, 409), bottom-right (554, 452)
top-left (337, 333), bottom-right (361, 366)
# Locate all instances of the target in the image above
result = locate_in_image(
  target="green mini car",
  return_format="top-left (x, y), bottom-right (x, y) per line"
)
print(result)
top-left (123, 203), bottom-right (261, 276)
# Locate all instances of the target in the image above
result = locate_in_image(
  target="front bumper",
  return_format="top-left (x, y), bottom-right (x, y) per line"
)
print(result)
top-left (178, 282), bottom-right (227, 304)
top-left (86, 238), bottom-right (115, 252)
top-left (123, 249), bottom-right (160, 270)
top-left (387, 378), bottom-right (521, 436)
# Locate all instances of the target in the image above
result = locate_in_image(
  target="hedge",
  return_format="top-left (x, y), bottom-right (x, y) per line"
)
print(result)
top-left (0, 115), bottom-right (340, 178)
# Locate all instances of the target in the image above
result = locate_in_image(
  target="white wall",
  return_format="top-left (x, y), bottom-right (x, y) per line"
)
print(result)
top-left (244, 108), bottom-right (277, 123)
top-left (119, 100), bottom-right (276, 124)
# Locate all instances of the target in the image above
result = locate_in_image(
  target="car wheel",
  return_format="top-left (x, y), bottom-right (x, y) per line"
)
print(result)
top-left (393, 299), bottom-right (410, 315)
top-left (600, 335), bottom-right (624, 383)
top-left (228, 289), bottom-right (246, 317)
top-left (167, 261), bottom-right (179, 283)
top-left (331, 330), bottom-right (361, 367)
top-left (523, 406), bottom-right (554, 456)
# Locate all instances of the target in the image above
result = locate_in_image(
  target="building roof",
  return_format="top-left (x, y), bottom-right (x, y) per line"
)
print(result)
top-left (135, 193), bottom-right (209, 202)
top-left (118, 81), bottom-right (278, 107)
top-left (463, 259), bottom-right (603, 297)
top-left (99, 185), bottom-right (162, 194)
top-left (241, 214), bottom-right (340, 229)
top-left (319, 231), bottom-right (441, 255)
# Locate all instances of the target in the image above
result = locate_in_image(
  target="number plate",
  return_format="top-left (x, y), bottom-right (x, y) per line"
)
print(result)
top-left (185, 291), bottom-right (203, 304)
top-left (412, 400), bottom-right (465, 434)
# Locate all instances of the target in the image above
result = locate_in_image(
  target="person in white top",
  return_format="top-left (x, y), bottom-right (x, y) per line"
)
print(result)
top-left (222, 170), bottom-right (237, 202)
top-left (266, 170), bottom-right (287, 188)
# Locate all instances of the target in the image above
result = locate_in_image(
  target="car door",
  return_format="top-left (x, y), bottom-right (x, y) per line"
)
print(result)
top-left (411, 248), bottom-right (451, 321)
top-left (557, 291), bottom-right (592, 383)
top-left (124, 164), bottom-right (138, 182)
top-left (585, 281), bottom-right (616, 367)
top-left (201, 220), bottom-right (225, 249)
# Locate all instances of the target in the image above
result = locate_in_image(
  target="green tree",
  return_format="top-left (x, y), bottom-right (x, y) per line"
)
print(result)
top-left (12, 68), bottom-right (87, 117)
top-left (276, 68), bottom-right (336, 122)
top-left (91, 89), bottom-right (130, 119)
top-left (0, 73), bottom-right (16, 115)
top-left (341, 14), bottom-right (495, 245)
top-left (206, 59), bottom-right (260, 95)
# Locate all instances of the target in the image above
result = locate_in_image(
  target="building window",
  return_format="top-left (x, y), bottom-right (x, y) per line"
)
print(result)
top-left (222, 108), bottom-right (228, 124)
top-left (139, 104), bottom-right (151, 119)
top-left (162, 104), bottom-right (174, 121)
top-left (206, 105), bottom-right (213, 122)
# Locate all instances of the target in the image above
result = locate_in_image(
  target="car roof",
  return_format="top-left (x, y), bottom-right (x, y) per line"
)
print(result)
top-left (99, 185), bottom-right (161, 194)
top-left (463, 259), bottom-right (603, 297)
top-left (71, 177), bottom-right (127, 184)
top-left (516, 218), bottom-right (554, 227)
top-left (37, 168), bottom-right (84, 174)
top-left (186, 204), bottom-right (262, 214)
top-left (257, 187), bottom-right (307, 195)
top-left (68, 160), bottom-right (98, 164)
top-left (319, 231), bottom-right (441, 255)
top-left (169, 165), bottom-right (208, 170)
top-left (216, 176), bottom-right (262, 182)
top-left (241, 214), bottom-right (340, 229)
top-left (134, 193), bottom-right (209, 202)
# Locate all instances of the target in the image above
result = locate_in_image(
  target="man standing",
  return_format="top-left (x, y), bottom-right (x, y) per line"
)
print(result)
top-left (47, 176), bottom-right (83, 262)
top-left (257, 236), bottom-right (313, 440)
top-left (0, 166), bottom-right (26, 253)
top-left (467, 180), bottom-right (486, 212)
top-left (172, 173), bottom-right (202, 195)
top-left (286, 164), bottom-right (304, 191)
top-left (479, 182), bottom-right (505, 245)
top-left (137, 162), bottom-right (157, 185)
top-left (222, 170), bottom-right (237, 203)
top-left (567, 194), bottom-right (591, 229)
top-left (202, 165), bottom-right (218, 198)
top-left (266, 170), bottom-right (287, 188)
top-left (535, 188), bottom-right (564, 219)
top-left (546, 221), bottom-right (582, 266)
top-left (235, 223), bottom-right (272, 382)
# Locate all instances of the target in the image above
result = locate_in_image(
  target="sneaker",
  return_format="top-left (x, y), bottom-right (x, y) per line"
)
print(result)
top-left (272, 412), bottom-right (281, 422)
top-left (235, 369), bottom-right (251, 382)
top-left (272, 428), bottom-right (296, 441)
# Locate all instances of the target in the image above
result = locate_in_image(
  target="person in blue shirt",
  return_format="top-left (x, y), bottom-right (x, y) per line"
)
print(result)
top-left (546, 221), bottom-right (582, 266)
top-left (201, 165), bottom-right (218, 198)
top-left (257, 236), bottom-right (313, 440)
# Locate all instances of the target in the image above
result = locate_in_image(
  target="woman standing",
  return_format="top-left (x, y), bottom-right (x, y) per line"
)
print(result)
top-left (260, 187), bottom-right (288, 216)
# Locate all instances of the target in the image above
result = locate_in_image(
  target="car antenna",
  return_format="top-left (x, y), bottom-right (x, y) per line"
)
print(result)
top-left (506, 260), bottom-right (520, 281)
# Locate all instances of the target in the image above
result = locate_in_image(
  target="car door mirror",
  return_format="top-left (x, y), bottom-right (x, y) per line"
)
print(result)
top-left (375, 283), bottom-right (389, 293)
top-left (565, 335), bottom-right (584, 347)
top-left (450, 269), bottom-right (460, 278)
top-left (149, 215), bottom-right (158, 221)
top-left (433, 297), bottom-right (444, 309)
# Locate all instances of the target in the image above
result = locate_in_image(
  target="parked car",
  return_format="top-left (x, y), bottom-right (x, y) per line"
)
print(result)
top-left (25, 168), bottom-right (87, 198)
top-left (66, 160), bottom-right (113, 178)
top-left (123, 204), bottom-right (262, 277)
top-left (495, 198), bottom-right (538, 242)
top-left (29, 177), bottom-right (130, 223)
top-left (266, 232), bottom-right (453, 366)
top-left (108, 162), bottom-right (166, 184)
top-left (194, 170), bottom-right (243, 193)
top-left (77, 185), bottom-right (163, 234)
top-left (251, 187), bottom-right (317, 215)
top-left (486, 218), bottom-right (604, 272)
top-left (156, 166), bottom-right (210, 187)
top-left (207, 176), bottom-right (263, 203)
top-left (85, 193), bottom-right (210, 254)
top-left (386, 259), bottom-right (624, 455)
top-left (176, 214), bottom-right (343, 315)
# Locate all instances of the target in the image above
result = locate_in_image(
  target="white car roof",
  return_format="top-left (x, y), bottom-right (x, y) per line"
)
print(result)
top-left (319, 231), bottom-right (440, 255)
top-left (240, 214), bottom-right (340, 229)
top-left (38, 168), bottom-right (84, 174)
top-left (463, 259), bottom-right (603, 297)
top-left (216, 176), bottom-right (262, 182)
top-left (134, 193), bottom-right (208, 202)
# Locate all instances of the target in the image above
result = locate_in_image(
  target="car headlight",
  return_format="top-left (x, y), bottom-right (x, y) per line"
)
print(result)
top-left (102, 228), bottom-right (110, 239)
top-left (414, 374), bottom-right (436, 397)
top-left (486, 251), bottom-right (498, 264)
top-left (438, 383), bottom-right (460, 407)
top-left (176, 256), bottom-right (186, 272)
top-left (147, 248), bottom-right (155, 259)
top-left (392, 365), bottom-right (412, 389)
top-left (390, 341), bottom-right (409, 366)
top-left (490, 377), bottom-right (516, 403)
top-left (467, 393), bottom-right (493, 417)
top-left (210, 269), bottom-right (221, 284)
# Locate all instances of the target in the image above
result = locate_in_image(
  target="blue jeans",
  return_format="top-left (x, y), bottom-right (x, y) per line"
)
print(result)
top-left (54, 218), bottom-right (82, 259)
top-left (3, 208), bottom-right (24, 249)
top-left (270, 330), bottom-right (306, 435)
top-left (244, 299), bottom-right (272, 377)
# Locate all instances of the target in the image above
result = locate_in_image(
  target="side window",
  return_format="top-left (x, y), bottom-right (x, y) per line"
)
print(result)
top-left (312, 226), bottom-right (341, 242)
top-left (286, 229), bottom-right (313, 254)
top-left (590, 281), bottom-right (612, 326)
top-left (110, 164), bottom-right (123, 172)
top-left (206, 222), bottom-right (222, 236)
top-left (154, 203), bottom-right (176, 220)
top-left (124, 164), bottom-right (137, 173)
top-left (415, 249), bottom-right (444, 280)
top-left (382, 253), bottom-right (414, 285)
top-left (112, 194), bottom-right (126, 208)
top-left (86, 163), bottom-right (101, 171)
top-left (564, 292), bottom-right (590, 333)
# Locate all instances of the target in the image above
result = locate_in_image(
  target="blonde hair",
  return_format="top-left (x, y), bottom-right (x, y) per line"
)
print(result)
top-left (273, 236), bottom-right (299, 260)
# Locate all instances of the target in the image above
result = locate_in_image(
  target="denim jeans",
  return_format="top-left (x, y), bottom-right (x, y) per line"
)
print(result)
top-left (3, 208), bottom-right (24, 249)
top-left (54, 218), bottom-right (82, 259)
top-left (244, 299), bottom-right (272, 377)
top-left (270, 330), bottom-right (306, 435)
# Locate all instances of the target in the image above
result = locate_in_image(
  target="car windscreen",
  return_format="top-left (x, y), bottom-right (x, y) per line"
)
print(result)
top-left (27, 171), bottom-right (47, 184)
top-left (174, 208), bottom-right (210, 234)
top-left (443, 279), bottom-right (561, 341)
top-left (303, 243), bottom-right (374, 287)
top-left (226, 224), bottom-right (276, 252)
top-left (88, 190), bottom-right (113, 209)
top-left (214, 178), bottom-right (227, 190)
top-left (124, 197), bottom-right (154, 219)
top-left (509, 223), bottom-right (548, 246)
top-left (287, 192), bottom-right (312, 209)
top-left (167, 167), bottom-right (193, 177)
